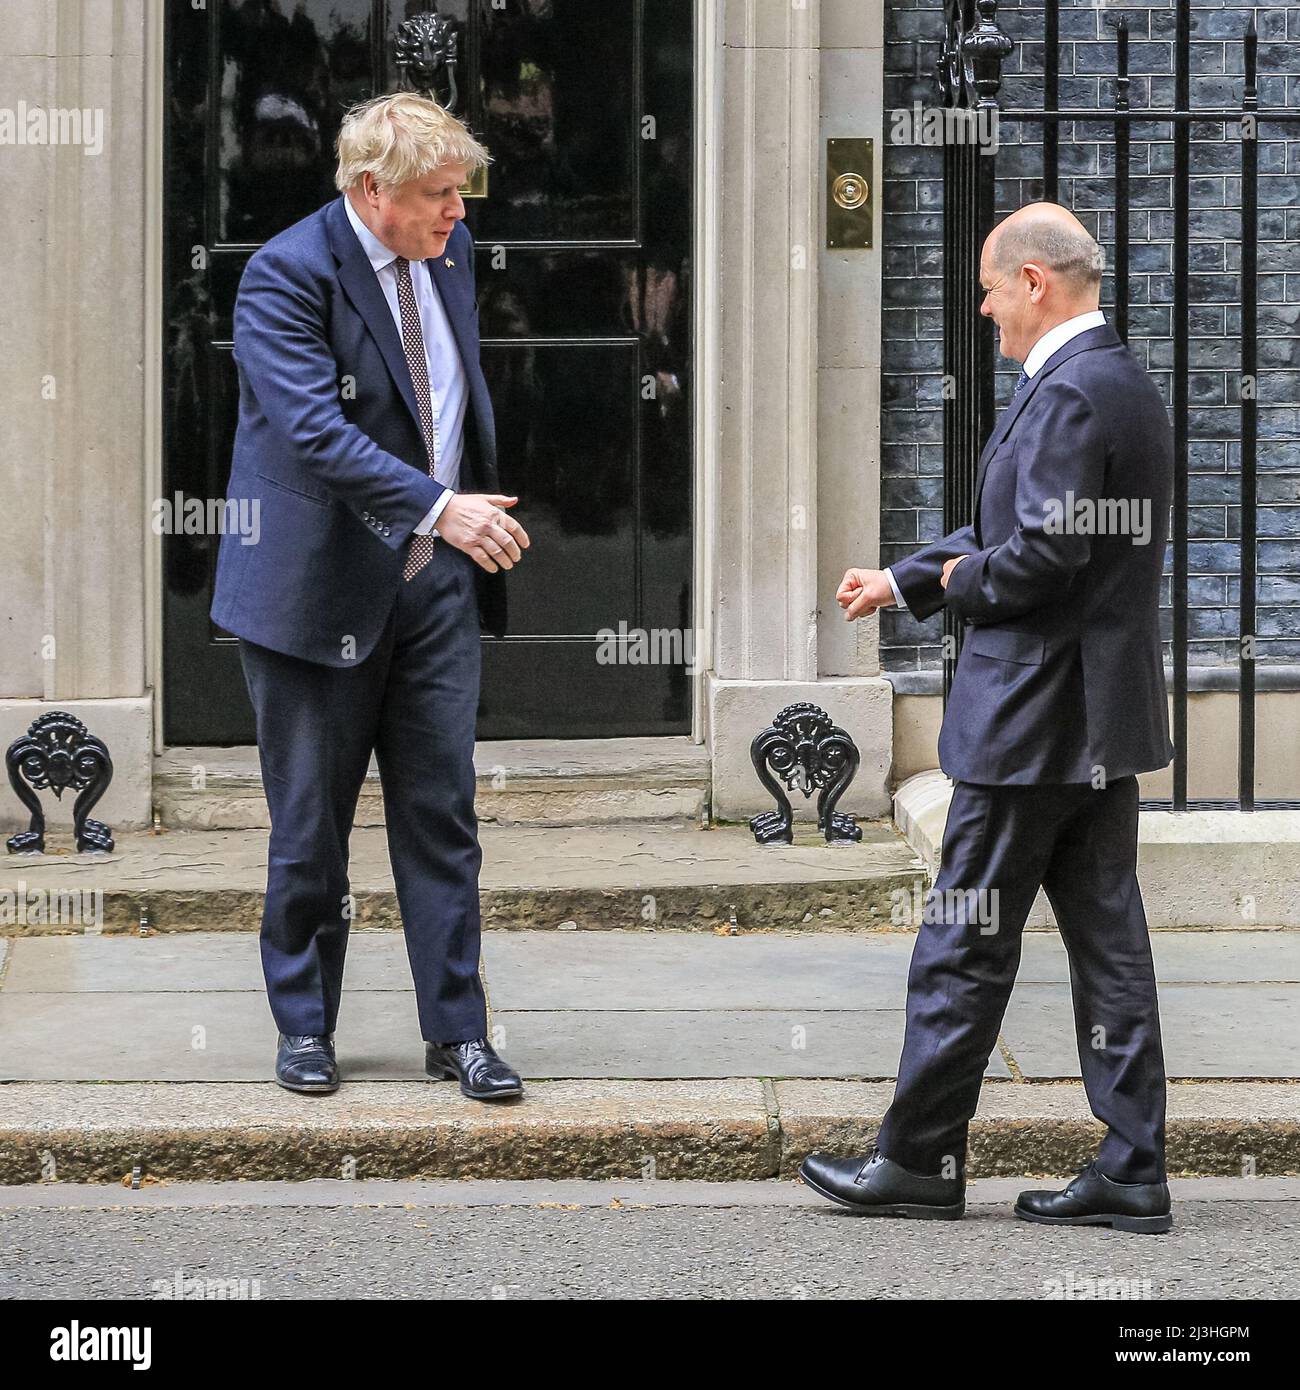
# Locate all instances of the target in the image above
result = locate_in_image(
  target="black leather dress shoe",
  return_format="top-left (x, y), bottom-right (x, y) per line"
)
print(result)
top-left (1015, 1162), bottom-right (1172, 1234)
top-left (425, 1038), bottom-right (523, 1101)
top-left (799, 1144), bottom-right (965, 1219)
top-left (275, 1033), bottom-right (339, 1094)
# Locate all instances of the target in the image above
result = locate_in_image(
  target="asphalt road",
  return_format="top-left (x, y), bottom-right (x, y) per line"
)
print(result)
top-left (1, 1178), bottom-right (1297, 1302)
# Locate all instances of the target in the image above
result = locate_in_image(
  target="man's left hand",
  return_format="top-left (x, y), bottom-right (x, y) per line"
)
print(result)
top-left (940, 555), bottom-right (968, 590)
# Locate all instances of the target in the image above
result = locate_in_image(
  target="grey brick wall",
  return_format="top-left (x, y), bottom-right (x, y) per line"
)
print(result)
top-left (880, 0), bottom-right (1300, 676)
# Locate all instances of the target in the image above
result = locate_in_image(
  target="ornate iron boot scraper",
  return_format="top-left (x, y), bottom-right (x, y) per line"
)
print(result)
top-left (6, 711), bottom-right (114, 854)
top-left (749, 703), bottom-right (862, 846)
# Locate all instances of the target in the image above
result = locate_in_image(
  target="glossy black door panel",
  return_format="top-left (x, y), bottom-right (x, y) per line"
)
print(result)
top-left (163, 0), bottom-right (693, 743)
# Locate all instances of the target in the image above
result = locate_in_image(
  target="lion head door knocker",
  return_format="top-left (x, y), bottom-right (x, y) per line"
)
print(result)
top-left (393, 7), bottom-right (461, 110)
top-left (749, 703), bottom-right (862, 847)
top-left (5, 711), bottom-right (114, 854)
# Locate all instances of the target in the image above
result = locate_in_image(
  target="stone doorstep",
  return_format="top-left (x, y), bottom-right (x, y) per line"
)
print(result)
top-left (894, 770), bottom-right (1300, 929)
top-left (153, 738), bottom-right (711, 830)
top-left (0, 1080), bottom-right (1296, 1185)
top-left (0, 822), bottom-right (927, 935)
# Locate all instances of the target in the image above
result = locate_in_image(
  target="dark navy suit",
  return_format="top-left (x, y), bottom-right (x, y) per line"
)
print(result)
top-left (211, 197), bottom-right (502, 1044)
top-left (878, 322), bottom-right (1174, 1183)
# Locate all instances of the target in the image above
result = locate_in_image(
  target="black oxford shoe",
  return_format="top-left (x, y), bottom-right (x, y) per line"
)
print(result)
top-left (275, 1033), bottom-right (339, 1094)
top-left (425, 1038), bottom-right (523, 1101)
top-left (799, 1143), bottom-right (965, 1219)
top-left (1015, 1162), bottom-right (1172, 1234)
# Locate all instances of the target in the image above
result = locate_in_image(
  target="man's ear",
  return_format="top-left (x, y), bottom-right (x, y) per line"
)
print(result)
top-left (1023, 262), bottom-right (1051, 304)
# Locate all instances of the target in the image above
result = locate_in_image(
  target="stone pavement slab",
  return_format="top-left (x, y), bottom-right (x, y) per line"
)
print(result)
top-left (482, 931), bottom-right (918, 1009)
top-left (2, 929), bottom-right (1298, 1082)
top-left (0, 821), bottom-right (907, 890)
top-left (1020, 928), bottom-right (1300, 984)
top-left (0, 930), bottom-right (1003, 1081)
top-left (488, 1009), bottom-right (969, 1080)
top-left (1002, 983), bottom-right (1300, 1079)
top-left (2, 931), bottom-right (406, 994)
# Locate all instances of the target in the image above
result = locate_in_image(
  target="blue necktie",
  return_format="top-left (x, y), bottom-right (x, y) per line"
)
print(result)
top-left (1013, 367), bottom-right (1030, 397)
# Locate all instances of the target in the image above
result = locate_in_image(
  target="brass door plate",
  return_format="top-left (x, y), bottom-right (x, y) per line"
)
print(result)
top-left (459, 165), bottom-right (489, 200)
top-left (826, 138), bottom-right (873, 249)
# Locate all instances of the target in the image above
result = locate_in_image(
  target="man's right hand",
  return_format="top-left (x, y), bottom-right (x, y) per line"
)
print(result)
top-left (433, 493), bottom-right (530, 572)
top-left (836, 567), bottom-right (896, 621)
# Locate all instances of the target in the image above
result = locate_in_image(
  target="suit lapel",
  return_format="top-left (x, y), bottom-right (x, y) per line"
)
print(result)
top-left (970, 323), bottom-right (1120, 529)
top-left (429, 238), bottom-right (495, 483)
top-left (326, 197), bottom-right (422, 433)
top-left (427, 251), bottom-right (477, 379)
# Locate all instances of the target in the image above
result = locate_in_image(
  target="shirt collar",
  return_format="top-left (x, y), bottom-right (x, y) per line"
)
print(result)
top-left (1023, 309), bottom-right (1107, 378)
top-left (343, 194), bottom-right (407, 275)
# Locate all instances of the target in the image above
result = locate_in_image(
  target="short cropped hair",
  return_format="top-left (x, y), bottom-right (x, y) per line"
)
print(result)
top-left (334, 93), bottom-right (490, 193)
top-left (992, 215), bottom-right (1105, 291)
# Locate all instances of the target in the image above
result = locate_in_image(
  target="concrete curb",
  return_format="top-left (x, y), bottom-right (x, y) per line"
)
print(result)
top-left (0, 874), bottom-right (927, 935)
top-left (1, 1080), bottom-right (1296, 1185)
top-left (0, 824), bottom-right (927, 935)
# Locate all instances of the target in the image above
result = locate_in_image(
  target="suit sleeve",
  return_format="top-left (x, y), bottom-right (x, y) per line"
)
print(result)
top-left (886, 524), bottom-right (979, 622)
top-left (944, 378), bottom-right (1107, 623)
top-left (232, 244), bottom-right (446, 552)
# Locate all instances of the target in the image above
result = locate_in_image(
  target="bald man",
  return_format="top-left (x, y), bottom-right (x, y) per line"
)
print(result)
top-left (802, 204), bottom-right (1176, 1233)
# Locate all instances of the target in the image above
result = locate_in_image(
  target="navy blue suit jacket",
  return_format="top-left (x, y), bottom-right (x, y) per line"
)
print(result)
top-left (211, 196), bottom-right (505, 666)
top-left (891, 324), bottom-right (1175, 784)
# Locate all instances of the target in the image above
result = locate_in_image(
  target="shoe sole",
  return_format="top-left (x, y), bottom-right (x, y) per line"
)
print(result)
top-left (799, 1166), bottom-right (964, 1220)
top-left (1014, 1205), bottom-right (1173, 1234)
top-left (425, 1064), bottom-right (523, 1101)
top-left (275, 1076), bottom-right (339, 1095)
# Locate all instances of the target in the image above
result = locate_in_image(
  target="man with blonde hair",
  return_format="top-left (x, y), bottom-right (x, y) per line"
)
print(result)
top-left (212, 93), bottom-right (529, 1102)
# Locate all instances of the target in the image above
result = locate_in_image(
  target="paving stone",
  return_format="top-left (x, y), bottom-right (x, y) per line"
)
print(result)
top-left (1002, 983), bottom-right (1300, 1079)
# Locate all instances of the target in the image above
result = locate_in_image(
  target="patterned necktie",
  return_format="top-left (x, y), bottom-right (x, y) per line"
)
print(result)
top-left (1013, 367), bottom-right (1030, 397)
top-left (393, 255), bottom-right (439, 582)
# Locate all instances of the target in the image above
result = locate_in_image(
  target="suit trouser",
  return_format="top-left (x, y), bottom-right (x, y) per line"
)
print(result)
top-left (237, 538), bottom-right (487, 1044)
top-left (875, 775), bottom-right (1167, 1184)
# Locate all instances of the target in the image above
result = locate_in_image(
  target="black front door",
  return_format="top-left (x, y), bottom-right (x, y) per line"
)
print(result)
top-left (163, 0), bottom-right (693, 743)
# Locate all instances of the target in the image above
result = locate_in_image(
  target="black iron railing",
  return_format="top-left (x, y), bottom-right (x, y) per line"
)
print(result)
top-left (936, 0), bottom-right (1300, 811)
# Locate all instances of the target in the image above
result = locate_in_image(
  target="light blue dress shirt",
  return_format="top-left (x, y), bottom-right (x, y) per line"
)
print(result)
top-left (343, 195), bottom-right (468, 537)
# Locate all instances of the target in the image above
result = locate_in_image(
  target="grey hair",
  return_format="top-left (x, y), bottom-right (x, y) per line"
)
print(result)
top-left (991, 216), bottom-right (1105, 291)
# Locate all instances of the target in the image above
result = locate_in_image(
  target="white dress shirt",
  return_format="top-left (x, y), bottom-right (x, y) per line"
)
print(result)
top-left (883, 310), bottom-right (1108, 612)
top-left (343, 195), bottom-right (467, 537)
